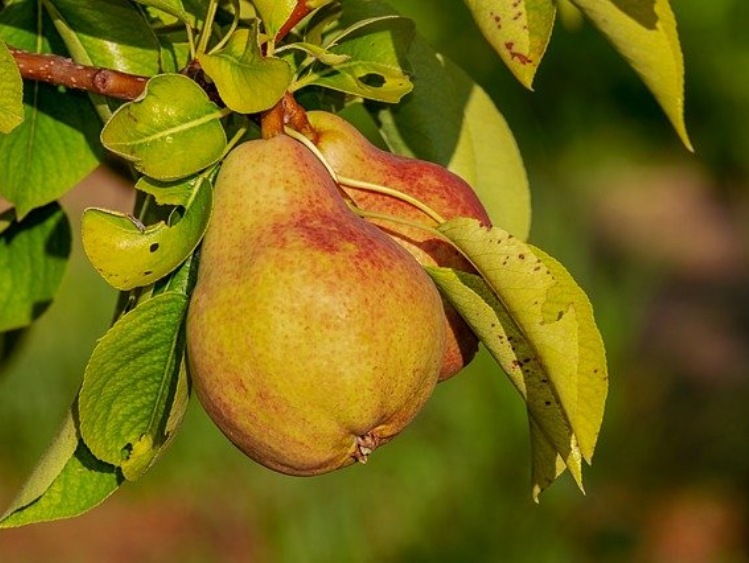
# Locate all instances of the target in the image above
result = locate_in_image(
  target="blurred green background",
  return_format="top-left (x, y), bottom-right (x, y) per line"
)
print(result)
top-left (2, 0), bottom-right (749, 561)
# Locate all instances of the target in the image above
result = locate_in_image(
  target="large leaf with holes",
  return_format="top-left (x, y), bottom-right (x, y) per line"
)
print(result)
top-left (463, 0), bottom-right (556, 89)
top-left (100, 74), bottom-right (227, 180)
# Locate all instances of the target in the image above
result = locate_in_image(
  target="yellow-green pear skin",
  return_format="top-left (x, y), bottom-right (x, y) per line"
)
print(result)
top-left (308, 111), bottom-right (492, 381)
top-left (187, 134), bottom-right (446, 476)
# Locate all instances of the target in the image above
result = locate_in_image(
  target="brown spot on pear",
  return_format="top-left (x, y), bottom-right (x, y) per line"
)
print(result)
top-left (187, 135), bottom-right (446, 476)
top-left (307, 111), bottom-right (491, 381)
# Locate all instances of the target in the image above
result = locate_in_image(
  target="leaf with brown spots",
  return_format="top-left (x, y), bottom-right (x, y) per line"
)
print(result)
top-left (463, 0), bottom-right (556, 89)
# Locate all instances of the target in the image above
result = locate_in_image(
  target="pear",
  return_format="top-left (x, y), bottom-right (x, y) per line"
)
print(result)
top-left (187, 134), bottom-right (446, 476)
top-left (307, 111), bottom-right (491, 381)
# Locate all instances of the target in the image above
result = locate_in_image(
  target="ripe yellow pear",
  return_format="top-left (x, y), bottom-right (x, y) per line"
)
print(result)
top-left (307, 111), bottom-right (491, 381)
top-left (187, 134), bottom-right (446, 476)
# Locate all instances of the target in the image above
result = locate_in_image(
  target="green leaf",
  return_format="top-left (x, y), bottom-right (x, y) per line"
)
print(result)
top-left (0, 39), bottom-right (23, 133)
top-left (0, 412), bottom-right (122, 528)
top-left (100, 74), bottom-right (227, 180)
top-left (379, 37), bottom-right (531, 239)
top-left (0, 2), bottom-right (103, 217)
top-left (569, 0), bottom-right (691, 150)
top-left (78, 291), bottom-right (190, 481)
top-left (82, 174), bottom-right (212, 290)
top-left (529, 417), bottom-right (567, 502)
top-left (133, 0), bottom-right (192, 25)
top-left (463, 0), bottom-right (556, 89)
top-left (253, 0), bottom-right (296, 39)
top-left (295, 14), bottom-right (415, 103)
top-left (197, 26), bottom-right (292, 113)
top-left (0, 204), bottom-right (71, 332)
top-left (427, 265), bottom-right (584, 490)
top-left (45, 0), bottom-right (160, 75)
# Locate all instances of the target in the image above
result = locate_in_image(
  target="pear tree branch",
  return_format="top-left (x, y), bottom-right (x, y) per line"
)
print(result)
top-left (9, 47), bottom-right (148, 101)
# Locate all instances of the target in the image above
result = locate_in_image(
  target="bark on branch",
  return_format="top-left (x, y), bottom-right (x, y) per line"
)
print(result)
top-left (10, 47), bottom-right (148, 101)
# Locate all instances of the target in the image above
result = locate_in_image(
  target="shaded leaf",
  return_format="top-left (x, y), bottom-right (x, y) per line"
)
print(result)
top-left (133, 0), bottom-right (192, 25)
top-left (82, 175), bottom-right (212, 290)
top-left (0, 2), bottom-right (102, 217)
top-left (0, 412), bottom-right (122, 529)
top-left (197, 27), bottom-right (292, 113)
top-left (0, 204), bottom-right (71, 332)
top-left (379, 36), bottom-right (531, 239)
top-left (570, 0), bottom-right (691, 150)
top-left (463, 0), bottom-right (556, 89)
top-left (78, 292), bottom-right (190, 481)
top-left (100, 74), bottom-right (227, 180)
top-left (530, 416), bottom-right (567, 502)
top-left (0, 39), bottom-right (24, 133)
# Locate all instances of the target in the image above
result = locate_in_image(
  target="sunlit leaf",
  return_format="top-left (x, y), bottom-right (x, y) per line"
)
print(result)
top-left (0, 39), bottom-right (23, 133)
top-left (427, 265), bottom-right (584, 489)
top-left (132, 0), bottom-right (192, 24)
top-left (45, 0), bottom-right (160, 76)
top-left (100, 74), bottom-right (227, 180)
top-left (197, 27), bottom-right (292, 113)
top-left (78, 292), bottom-right (190, 481)
top-left (82, 174), bottom-right (212, 290)
top-left (530, 417), bottom-right (567, 502)
top-left (295, 14), bottom-right (414, 103)
top-left (463, 0), bottom-right (556, 89)
top-left (569, 0), bottom-right (691, 150)
top-left (0, 412), bottom-right (122, 529)
top-left (379, 36), bottom-right (530, 239)
top-left (253, 0), bottom-right (296, 38)
top-left (0, 204), bottom-right (71, 332)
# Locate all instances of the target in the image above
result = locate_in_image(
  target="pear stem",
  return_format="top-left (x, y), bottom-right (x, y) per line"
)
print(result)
top-left (285, 127), bottom-right (446, 224)
top-left (337, 176), bottom-right (446, 225)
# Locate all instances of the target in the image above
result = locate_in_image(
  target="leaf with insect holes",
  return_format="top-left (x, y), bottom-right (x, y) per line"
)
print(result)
top-left (78, 291), bottom-right (190, 481)
top-left (463, 0), bottom-right (556, 89)
top-left (0, 40), bottom-right (23, 133)
top-left (0, 412), bottom-right (122, 529)
top-left (295, 15), bottom-right (415, 103)
top-left (100, 74), bottom-right (227, 180)
top-left (569, 0), bottom-right (691, 150)
top-left (426, 218), bottom-right (608, 498)
top-left (82, 174), bottom-right (212, 290)
top-left (0, 204), bottom-right (71, 332)
top-left (197, 27), bottom-right (292, 114)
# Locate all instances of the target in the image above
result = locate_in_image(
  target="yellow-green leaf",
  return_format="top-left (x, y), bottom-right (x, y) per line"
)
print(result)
top-left (427, 265), bottom-right (584, 490)
top-left (463, 0), bottom-right (556, 89)
top-left (197, 27), bottom-right (292, 114)
top-left (531, 245), bottom-right (608, 462)
top-left (569, 0), bottom-right (691, 150)
top-left (253, 0), bottom-right (296, 38)
top-left (82, 175), bottom-right (212, 291)
top-left (0, 40), bottom-right (23, 133)
top-left (530, 417), bottom-right (568, 502)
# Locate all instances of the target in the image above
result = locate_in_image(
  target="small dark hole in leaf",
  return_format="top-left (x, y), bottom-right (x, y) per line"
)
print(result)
top-left (121, 443), bottom-right (133, 461)
top-left (144, 270), bottom-right (153, 276)
top-left (150, 243), bottom-right (159, 253)
top-left (544, 401), bottom-right (552, 406)
top-left (359, 73), bottom-right (386, 88)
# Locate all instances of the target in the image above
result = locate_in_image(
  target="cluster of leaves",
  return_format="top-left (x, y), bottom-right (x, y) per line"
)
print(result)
top-left (0, 0), bottom-right (688, 527)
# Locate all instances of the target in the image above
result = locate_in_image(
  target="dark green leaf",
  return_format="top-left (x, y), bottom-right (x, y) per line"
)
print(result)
top-left (0, 203), bottom-right (71, 332)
